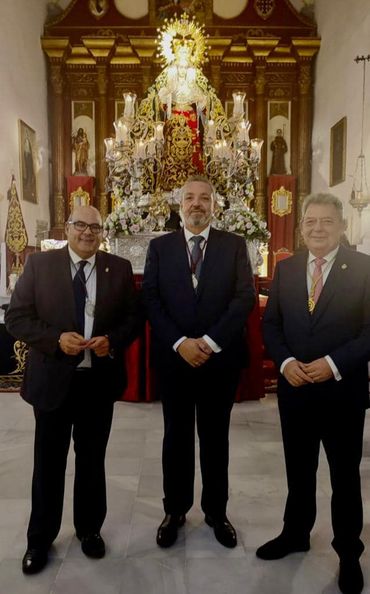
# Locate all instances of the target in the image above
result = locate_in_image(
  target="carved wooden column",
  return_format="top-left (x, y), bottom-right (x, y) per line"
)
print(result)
top-left (129, 39), bottom-right (156, 96)
top-left (208, 38), bottom-right (231, 95)
top-left (83, 38), bottom-right (115, 220)
top-left (248, 40), bottom-right (278, 219)
top-left (41, 39), bottom-right (69, 238)
top-left (96, 65), bottom-right (109, 219)
top-left (292, 40), bottom-right (320, 210)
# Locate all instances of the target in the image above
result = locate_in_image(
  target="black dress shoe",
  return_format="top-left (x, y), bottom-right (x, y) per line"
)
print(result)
top-left (205, 515), bottom-right (237, 548)
top-left (22, 548), bottom-right (48, 574)
top-left (256, 533), bottom-right (310, 560)
top-left (79, 533), bottom-right (105, 558)
top-left (156, 514), bottom-right (186, 548)
top-left (338, 559), bottom-right (364, 594)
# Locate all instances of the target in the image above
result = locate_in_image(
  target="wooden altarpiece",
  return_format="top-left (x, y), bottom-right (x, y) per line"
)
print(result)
top-left (41, 0), bottom-right (320, 239)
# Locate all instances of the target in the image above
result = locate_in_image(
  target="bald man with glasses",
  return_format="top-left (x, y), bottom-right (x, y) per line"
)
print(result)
top-left (5, 205), bottom-right (139, 575)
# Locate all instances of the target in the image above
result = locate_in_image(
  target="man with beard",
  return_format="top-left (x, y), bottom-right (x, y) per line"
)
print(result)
top-left (143, 175), bottom-right (256, 549)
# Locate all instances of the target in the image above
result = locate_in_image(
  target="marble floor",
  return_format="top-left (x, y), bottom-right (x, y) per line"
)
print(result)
top-left (1, 393), bottom-right (370, 594)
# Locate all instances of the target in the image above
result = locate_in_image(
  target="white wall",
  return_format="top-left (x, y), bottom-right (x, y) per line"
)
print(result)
top-left (312, 0), bottom-right (370, 245)
top-left (0, 0), bottom-right (50, 247)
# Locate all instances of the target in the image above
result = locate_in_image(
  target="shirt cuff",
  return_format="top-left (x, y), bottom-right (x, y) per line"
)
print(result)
top-left (280, 357), bottom-right (296, 375)
top-left (173, 336), bottom-right (187, 352)
top-left (203, 335), bottom-right (222, 353)
top-left (325, 355), bottom-right (342, 381)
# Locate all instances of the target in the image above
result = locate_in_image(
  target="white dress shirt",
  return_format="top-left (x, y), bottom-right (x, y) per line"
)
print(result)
top-left (68, 247), bottom-right (97, 367)
top-left (173, 226), bottom-right (222, 354)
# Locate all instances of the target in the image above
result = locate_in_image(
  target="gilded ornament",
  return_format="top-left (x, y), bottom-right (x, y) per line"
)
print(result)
top-left (5, 177), bottom-right (28, 275)
top-left (10, 341), bottom-right (29, 375)
top-left (271, 186), bottom-right (292, 217)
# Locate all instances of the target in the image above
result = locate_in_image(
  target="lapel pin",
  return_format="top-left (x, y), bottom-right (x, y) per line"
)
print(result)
top-left (341, 264), bottom-right (347, 270)
top-left (105, 267), bottom-right (109, 272)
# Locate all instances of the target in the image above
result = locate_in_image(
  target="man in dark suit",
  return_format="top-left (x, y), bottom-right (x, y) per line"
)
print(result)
top-left (5, 205), bottom-right (139, 574)
top-left (143, 175), bottom-right (256, 549)
top-left (257, 193), bottom-right (370, 594)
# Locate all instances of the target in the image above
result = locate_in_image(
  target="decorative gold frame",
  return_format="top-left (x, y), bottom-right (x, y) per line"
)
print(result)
top-left (18, 120), bottom-right (37, 203)
top-left (330, 117), bottom-right (346, 187)
top-left (69, 186), bottom-right (90, 211)
top-left (271, 186), bottom-right (292, 217)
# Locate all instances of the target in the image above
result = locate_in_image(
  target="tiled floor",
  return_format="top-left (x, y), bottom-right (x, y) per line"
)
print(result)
top-left (0, 392), bottom-right (370, 593)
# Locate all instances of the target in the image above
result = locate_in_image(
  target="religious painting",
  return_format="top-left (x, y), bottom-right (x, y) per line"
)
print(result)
top-left (330, 117), bottom-right (346, 187)
top-left (18, 120), bottom-right (37, 203)
top-left (71, 101), bottom-right (95, 176)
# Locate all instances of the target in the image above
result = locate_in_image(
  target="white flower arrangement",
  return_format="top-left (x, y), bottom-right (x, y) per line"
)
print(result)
top-left (214, 204), bottom-right (271, 243)
top-left (104, 203), bottom-right (144, 238)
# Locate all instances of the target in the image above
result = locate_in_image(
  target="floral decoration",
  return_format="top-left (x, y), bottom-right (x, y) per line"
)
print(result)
top-left (104, 203), bottom-right (144, 237)
top-left (214, 203), bottom-right (271, 243)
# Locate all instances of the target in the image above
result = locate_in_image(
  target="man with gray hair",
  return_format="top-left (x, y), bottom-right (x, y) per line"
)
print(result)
top-left (143, 175), bottom-right (256, 549)
top-left (257, 193), bottom-right (370, 594)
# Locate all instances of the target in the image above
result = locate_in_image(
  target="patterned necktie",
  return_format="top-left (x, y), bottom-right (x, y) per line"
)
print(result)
top-left (73, 260), bottom-right (87, 334)
top-left (190, 236), bottom-right (204, 283)
top-left (309, 257), bottom-right (326, 312)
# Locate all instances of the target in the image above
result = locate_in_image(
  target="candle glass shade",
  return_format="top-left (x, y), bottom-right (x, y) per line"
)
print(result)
top-left (232, 92), bottom-right (246, 118)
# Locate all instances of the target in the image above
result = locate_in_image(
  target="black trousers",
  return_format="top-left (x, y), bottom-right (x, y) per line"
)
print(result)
top-left (159, 360), bottom-right (240, 518)
top-left (278, 394), bottom-right (365, 559)
top-left (27, 370), bottom-right (114, 549)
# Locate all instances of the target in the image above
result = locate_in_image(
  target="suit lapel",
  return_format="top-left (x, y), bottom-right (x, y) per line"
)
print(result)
top-left (310, 246), bottom-right (349, 325)
top-left (57, 246), bottom-right (77, 327)
top-left (93, 250), bottom-right (110, 333)
top-left (288, 251), bottom-right (312, 326)
top-left (173, 230), bottom-right (196, 295)
top-left (196, 227), bottom-right (220, 297)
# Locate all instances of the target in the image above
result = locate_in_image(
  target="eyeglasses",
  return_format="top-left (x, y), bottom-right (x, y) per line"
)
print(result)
top-left (68, 220), bottom-right (103, 234)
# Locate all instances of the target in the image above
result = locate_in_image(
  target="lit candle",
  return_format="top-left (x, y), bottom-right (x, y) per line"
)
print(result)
top-left (214, 141), bottom-right (222, 159)
top-left (114, 121), bottom-right (128, 143)
top-left (155, 123), bottom-right (164, 141)
top-left (232, 91), bottom-right (246, 118)
top-left (207, 119), bottom-right (216, 141)
top-left (147, 138), bottom-right (156, 157)
top-left (123, 92), bottom-right (136, 119)
top-left (135, 140), bottom-right (146, 159)
top-left (221, 139), bottom-right (229, 159)
top-left (238, 120), bottom-right (251, 143)
top-left (250, 138), bottom-right (264, 160)
top-left (104, 137), bottom-right (115, 156)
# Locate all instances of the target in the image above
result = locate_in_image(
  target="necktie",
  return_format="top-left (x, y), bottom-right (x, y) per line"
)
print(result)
top-left (73, 260), bottom-right (87, 334)
top-left (190, 236), bottom-right (204, 285)
top-left (309, 257), bottom-right (326, 313)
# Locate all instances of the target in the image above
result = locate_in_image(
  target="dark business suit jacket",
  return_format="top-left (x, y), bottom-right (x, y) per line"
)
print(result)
top-left (263, 246), bottom-right (370, 408)
top-left (143, 227), bottom-right (256, 373)
top-left (5, 246), bottom-right (138, 411)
